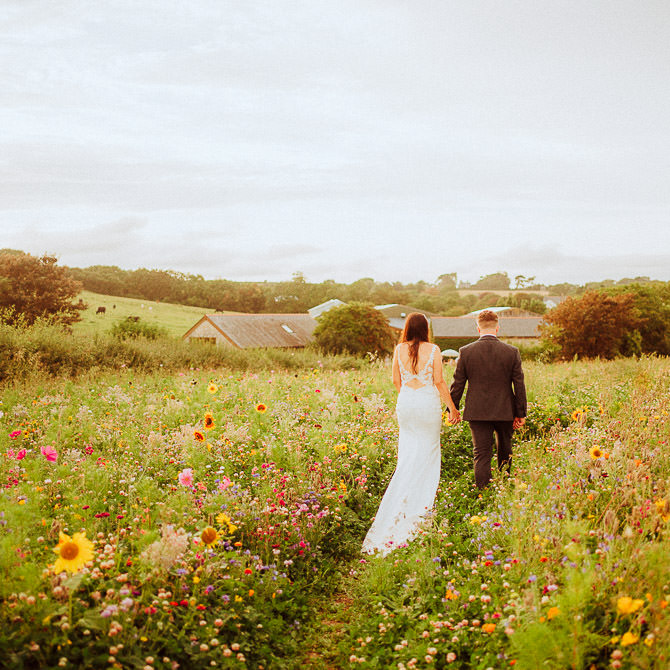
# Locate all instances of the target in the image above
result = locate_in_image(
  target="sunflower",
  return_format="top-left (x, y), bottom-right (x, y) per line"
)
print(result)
top-left (571, 408), bottom-right (585, 422)
top-left (201, 526), bottom-right (220, 547)
top-left (53, 531), bottom-right (94, 574)
top-left (207, 383), bottom-right (219, 394)
top-left (589, 446), bottom-right (603, 460)
top-left (255, 403), bottom-right (267, 413)
top-left (216, 513), bottom-right (237, 534)
top-left (203, 413), bottom-right (215, 430)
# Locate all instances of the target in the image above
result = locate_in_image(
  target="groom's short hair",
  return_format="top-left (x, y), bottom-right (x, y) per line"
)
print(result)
top-left (477, 310), bottom-right (499, 327)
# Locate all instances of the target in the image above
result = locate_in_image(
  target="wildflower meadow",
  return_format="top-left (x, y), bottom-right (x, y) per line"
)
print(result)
top-left (1, 355), bottom-right (669, 669)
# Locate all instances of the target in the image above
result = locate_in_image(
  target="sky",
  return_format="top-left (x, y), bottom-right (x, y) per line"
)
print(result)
top-left (1, 1), bottom-right (669, 286)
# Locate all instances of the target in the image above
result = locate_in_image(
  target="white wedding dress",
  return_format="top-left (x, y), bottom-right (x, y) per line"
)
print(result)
top-left (362, 344), bottom-right (442, 556)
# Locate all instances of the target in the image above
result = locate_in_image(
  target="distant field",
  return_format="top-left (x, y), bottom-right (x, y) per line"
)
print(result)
top-left (74, 291), bottom-right (217, 338)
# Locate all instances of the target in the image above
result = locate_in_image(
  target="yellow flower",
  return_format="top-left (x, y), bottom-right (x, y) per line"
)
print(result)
top-left (203, 413), bottom-right (215, 430)
top-left (589, 446), bottom-right (603, 460)
top-left (255, 403), bottom-right (267, 413)
top-left (547, 606), bottom-right (560, 620)
top-left (193, 430), bottom-right (205, 442)
top-left (469, 515), bottom-right (487, 525)
top-left (216, 513), bottom-right (237, 534)
top-left (571, 408), bottom-right (585, 422)
top-left (207, 383), bottom-right (218, 394)
top-left (333, 443), bottom-right (347, 453)
top-left (620, 632), bottom-right (639, 646)
top-left (201, 526), bottom-right (220, 547)
top-left (654, 499), bottom-right (670, 522)
top-left (52, 531), bottom-right (94, 574)
top-left (617, 596), bottom-right (644, 615)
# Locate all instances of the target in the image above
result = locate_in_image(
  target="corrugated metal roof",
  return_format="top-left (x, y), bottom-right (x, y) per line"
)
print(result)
top-left (432, 317), bottom-right (543, 338)
top-left (194, 314), bottom-right (317, 348)
top-left (462, 306), bottom-right (541, 318)
top-left (375, 304), bottom-right (436, 318)
top-left (308, 299), bottom-right (346, 318)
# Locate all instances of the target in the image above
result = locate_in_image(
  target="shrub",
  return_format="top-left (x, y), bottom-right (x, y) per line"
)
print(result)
top-left (312, 302), bottom-right (396, 357)
top-left (540, 291), bottom-right (643, 359)
top-left (110, 317), bottom-right (167, 340)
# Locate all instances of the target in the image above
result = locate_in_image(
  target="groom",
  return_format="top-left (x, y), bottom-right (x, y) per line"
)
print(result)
top-left (449, 310), bottom-right (527, 488)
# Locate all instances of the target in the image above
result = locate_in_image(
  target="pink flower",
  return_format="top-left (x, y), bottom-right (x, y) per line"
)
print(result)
top-left (16, 449), bottom-right (26, 460)
top-left (178, 468), bottom-right (194, 487)
top-left (9, 430), bottom-right (21, 439)
top-left (40, 445), bottom-right (58, 462)
top-left (218, 476), bottom-right (232, 491)
top-left (6, 449), bottom-right (16, 459)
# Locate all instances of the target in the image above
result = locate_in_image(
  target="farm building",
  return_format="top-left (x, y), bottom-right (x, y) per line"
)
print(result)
top-left (462, 306), bottom-right (542, 318)
top-left (183, 314), bottom-right (317, 349)
top-left (431, 316), bottom-right (543, 340)
top-left (375, 304), bottom-right (437, 331)
top-left (308, 299), bottom-right (346, 319)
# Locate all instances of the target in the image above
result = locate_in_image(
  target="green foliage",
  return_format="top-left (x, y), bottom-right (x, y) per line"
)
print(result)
top-left (0, 252), bottom-right (86, 326)
top-left (313, 302), bottom-right (396, 357)
top-left (496, 292), bottom-right (547, 315)
top-left (541, 290), bottom-right (643, 359)
top-left (110, 317), bottom-right (167, 340)
top-left (473, 271), bottom-right (511, 290)
top-left (0, 319), bottom-right (366, 383)
top-left (603, 282), bottom-right (670, 355)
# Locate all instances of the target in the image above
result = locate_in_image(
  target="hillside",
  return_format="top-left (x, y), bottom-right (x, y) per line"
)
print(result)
top-left (74, 291), bottom-right (226, 338)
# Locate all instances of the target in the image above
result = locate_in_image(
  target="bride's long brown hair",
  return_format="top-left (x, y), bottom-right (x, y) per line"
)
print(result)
top-left (399, 313), bottom-right (431, 373)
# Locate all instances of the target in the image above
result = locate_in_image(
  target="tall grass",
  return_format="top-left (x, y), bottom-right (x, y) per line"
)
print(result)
top-left (0, 320), bottom-right (365, 383)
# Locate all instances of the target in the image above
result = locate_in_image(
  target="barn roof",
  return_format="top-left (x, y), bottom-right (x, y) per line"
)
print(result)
top-left (462, 306), bottom-right (542, 318)
top-left (375, 304), bottom-right (437, 318)
top-left (184, 314), bottom-right (317, 348)
top-left (308, 299), bottom-right (346, 318)
top-left (431, 316), bottom-right (543, 338)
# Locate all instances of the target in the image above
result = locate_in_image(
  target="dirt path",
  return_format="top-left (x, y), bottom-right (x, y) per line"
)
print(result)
top-left (302, 590), bottom-right (355, 669)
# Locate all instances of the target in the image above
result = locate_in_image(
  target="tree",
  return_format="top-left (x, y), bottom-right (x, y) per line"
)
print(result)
top-left (603, 283), bottom-right (670, 355)
top-left (0, 252), bottom-right (86, 325)
top-left (473, 272), bottom-right (510, 290)
top-left (540, 290), bottom-right (643, 359)
top-left (312, 302), bottom-right (396, 357)
top-left (437, 273), bottom-right (458, 291)
top-left (514, 275), bottom-right (536, 290)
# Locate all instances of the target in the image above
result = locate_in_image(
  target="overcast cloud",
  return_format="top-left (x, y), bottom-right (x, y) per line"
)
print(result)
top-left (1, 1), bottom-right (669, 285)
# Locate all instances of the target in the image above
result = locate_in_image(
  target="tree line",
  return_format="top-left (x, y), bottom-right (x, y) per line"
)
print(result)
top-left (1, 250), bottom-right (668, 360)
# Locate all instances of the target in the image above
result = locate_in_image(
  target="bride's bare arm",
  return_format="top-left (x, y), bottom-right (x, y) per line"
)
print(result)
top-left (433, 347), bottom-right (460, 422)
top-left (392, 345), bottom-right (401, 391)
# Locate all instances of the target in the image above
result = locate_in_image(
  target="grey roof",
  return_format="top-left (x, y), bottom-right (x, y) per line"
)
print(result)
top-left (308, 299), bottom-right (346, 318)
top-left (185, 314), bottom-right (317, 348)
top-left (375, 304), bottom-right (436, 318)
top-left (463, 306), bottom-right (542, 318)
top-left (432, 317), bottom-right (543, 338)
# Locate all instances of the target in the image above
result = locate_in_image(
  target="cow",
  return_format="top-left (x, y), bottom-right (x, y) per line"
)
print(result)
top-left (96, 306), bottom-right (106, 315)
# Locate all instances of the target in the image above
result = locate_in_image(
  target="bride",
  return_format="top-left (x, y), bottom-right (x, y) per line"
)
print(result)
top-left (362, 313), bottom-right (460, 556)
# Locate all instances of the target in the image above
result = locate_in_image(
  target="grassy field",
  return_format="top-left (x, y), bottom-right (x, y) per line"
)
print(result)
top-left (0, 356), bottom-right (669, 668)
top-left (75, 291), bottom-right (222, 339)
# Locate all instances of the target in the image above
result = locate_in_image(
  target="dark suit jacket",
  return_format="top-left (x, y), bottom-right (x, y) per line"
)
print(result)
top-left (449, 335), bottom-right (527, 421)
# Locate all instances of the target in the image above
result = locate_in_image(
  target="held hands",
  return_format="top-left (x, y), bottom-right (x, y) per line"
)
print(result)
top-left (445, 407), bottom-right (461, 426)
top-left (513, 417), bottom-right (526, 430)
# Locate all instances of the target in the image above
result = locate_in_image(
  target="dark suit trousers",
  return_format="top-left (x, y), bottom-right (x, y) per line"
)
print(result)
top-left (468, 420), bottom-right (514, 489)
